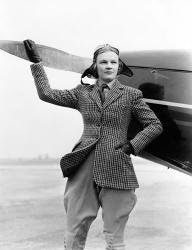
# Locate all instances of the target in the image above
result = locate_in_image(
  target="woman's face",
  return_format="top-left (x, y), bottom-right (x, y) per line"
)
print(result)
top-left (96, 51), bottom-right (119, 83)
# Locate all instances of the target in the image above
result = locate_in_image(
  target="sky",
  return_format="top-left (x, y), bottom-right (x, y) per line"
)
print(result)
top-left (1, 0), bottom-right (192, 158)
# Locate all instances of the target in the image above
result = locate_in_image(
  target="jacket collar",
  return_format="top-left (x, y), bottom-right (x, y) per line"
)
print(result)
top-left (96, 79), bottom-right (115, 89)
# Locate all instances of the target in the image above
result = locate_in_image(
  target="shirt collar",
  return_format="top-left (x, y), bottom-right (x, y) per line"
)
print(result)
top-left (96, 79), bottom-right (116, 89)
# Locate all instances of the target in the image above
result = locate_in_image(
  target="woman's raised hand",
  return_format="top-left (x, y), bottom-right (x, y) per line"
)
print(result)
top-left (23, 39), bottom-right (42, 63)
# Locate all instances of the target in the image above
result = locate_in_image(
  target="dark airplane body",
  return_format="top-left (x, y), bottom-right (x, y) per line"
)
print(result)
top-left (120, 51), bottom-right (192, 175)
top-left (0, 40), bottom-right (192, 175)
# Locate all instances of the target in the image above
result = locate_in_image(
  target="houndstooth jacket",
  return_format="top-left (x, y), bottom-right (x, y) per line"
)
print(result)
top-left (30, 62), bottom-right (163, 190)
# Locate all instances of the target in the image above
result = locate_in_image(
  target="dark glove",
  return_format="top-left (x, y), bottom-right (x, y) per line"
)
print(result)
top-left (23, 39), bottom-right (42, 63)
top-left (115, 141), bottom-right (134, 155)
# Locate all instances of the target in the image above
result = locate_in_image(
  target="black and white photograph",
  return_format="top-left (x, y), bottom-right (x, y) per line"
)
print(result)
top-left (0, 0), bottom-right (192, 249)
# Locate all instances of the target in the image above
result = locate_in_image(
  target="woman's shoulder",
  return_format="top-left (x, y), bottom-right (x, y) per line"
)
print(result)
top-left (123, 84), bottom-right (142, 96)
top-left (75, 83), bottom-right (92, 90)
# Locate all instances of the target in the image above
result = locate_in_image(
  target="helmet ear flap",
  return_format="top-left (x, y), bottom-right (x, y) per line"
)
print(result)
top-left (118, 60), bottom-right (123, 75)
top-left (117, 59), bottom-right (133, 77)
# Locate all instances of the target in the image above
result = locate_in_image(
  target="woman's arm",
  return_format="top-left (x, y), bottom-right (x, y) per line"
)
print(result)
top-left (130, 89), bottom-right (163, 155)
top-left (24, 40), bottom-right (80, 110)
top-left (30, 62), bottom-right (80, 109)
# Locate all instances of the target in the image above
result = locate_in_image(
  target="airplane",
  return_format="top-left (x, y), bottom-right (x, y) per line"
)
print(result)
top-left (0, 40), bottom-right (192, 176)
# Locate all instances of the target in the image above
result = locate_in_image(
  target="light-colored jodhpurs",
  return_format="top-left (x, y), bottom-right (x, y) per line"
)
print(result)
top-left (64, 148), bottom-right (137, 250)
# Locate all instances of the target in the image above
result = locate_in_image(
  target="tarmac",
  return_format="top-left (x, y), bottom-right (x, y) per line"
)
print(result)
top-left (0, 157), bottom-right (192, 250)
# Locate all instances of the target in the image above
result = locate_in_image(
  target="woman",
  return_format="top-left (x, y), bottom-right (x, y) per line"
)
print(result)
top-left (24, 40), bottom-right (163, 250)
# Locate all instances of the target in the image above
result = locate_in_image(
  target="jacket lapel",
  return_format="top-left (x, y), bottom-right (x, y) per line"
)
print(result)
top-left (89, 83), bottom-right (103, 110)
top-left (103, 79), bottom-right (124, 109)
top-left (89, 80), bottom-right (124, 110)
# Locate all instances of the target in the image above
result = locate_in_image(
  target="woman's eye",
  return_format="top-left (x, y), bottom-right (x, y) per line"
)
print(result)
top-left (99, 61), bottom-right (117, 64)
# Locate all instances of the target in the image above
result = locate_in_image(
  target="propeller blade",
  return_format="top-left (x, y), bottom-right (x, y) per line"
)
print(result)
top-left (0, 40), bottom-right (92, 74)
